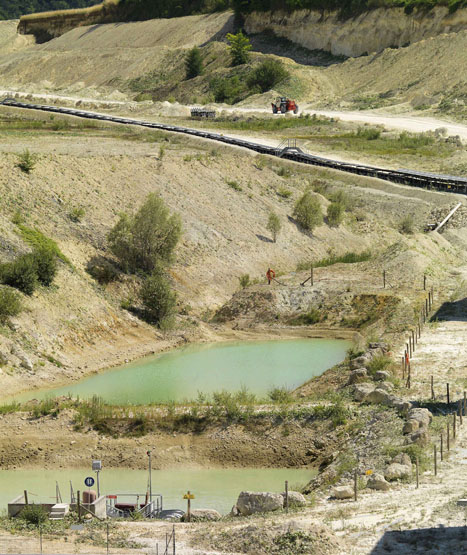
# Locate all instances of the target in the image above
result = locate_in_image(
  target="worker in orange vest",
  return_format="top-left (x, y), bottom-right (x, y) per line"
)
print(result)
top-left (266, 268), bottom-right (275, 285)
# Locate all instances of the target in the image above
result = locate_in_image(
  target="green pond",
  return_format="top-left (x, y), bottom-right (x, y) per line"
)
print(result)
top-left (11, 339), bottom-right (351, 405)
top-left (0, 468), bottom-right (315, 515)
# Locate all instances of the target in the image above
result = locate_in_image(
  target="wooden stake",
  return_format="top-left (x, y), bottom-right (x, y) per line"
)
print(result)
top-left (354, 469), bottom-right (358, 501)
top-left (424, 274), bottom-right (426, 291)
top-left (426, 298), bottom-right (429, 316)
top-left (416, 457), bottom-right (419, 489)
top-left (453, 411), bottom-right (456, 440)
top-left (447, 422), bottom-right (450, 451)
top-left (447, 383), bottom-right (450, 405)
top-left (431, 375), bottom-right (435, 400)
top-left (383, 270), bottom-right (386, 289)
top-left (440, 433), bottom-right (443, 461)
top-left (434, 445), bottom-right (437, 476)
top-left (414, 328), bottom-right (417, 346)
top-left (464, 391), bottom-right (466, 417)
top-left (407, 363), bottom-right (411, 389)
top-left (77, 490), bottom-right (81, 523)
top-left (23, 490), bottom-right (28, 506)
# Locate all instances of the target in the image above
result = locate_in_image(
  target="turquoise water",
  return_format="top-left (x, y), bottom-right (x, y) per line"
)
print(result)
top-left (0, 467), bottom-right (315, 515)
top-left (11, 339), bottom-right (350, 405)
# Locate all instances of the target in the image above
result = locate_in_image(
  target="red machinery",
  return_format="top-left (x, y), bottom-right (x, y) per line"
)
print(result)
top-left (272, 97), bottom-right (299, 114)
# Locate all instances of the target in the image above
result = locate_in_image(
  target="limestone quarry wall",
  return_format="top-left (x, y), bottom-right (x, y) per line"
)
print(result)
top-left (244, 6), bottom-right (467, 57)
top-left (17, 0), bottom-right (119, 41)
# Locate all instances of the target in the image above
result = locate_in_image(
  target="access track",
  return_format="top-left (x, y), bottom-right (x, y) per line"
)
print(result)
top-left (2, 97), bottom-right (467, 194)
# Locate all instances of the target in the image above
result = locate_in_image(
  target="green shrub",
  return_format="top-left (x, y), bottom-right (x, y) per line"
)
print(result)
top-left (185, 46), bottom-right (203, 79)
top-left (247, 59), bottom-right (289, 93)
top-left (87, 258), bottom-right (119, 285)
top-left (293, 191), bottom-right (322, 231)
top-left (108, 193), bottom-right (182, 274)
top-left (226, 180), bottom-right (242, 191)
top-left (399, 215), bottom-right (415, 234)
top-left (367, 355), bottom-right (391, 376)
top-left (226, 31), bottom-right (252, 66)
top-left (355, 126), bottom-right (381, 140)
top-left (140, 265), bottom-right (177, 327)
top-left (277, 187), bottom-right (292, 199)
top-left (16, 149), bottom-right (36, 173)
top-left (238, 274), bottom-right (250, 288)
top-left (296, 250), bottom-right (372, 271)
top-left (33, 247), bottom-right (58, 286)
top-left (289, 307), bottom-right (322, 325)
top-left (266, 211), bottom-right (281, 243)
top-left (0, 286), bottom-right (22, 323)
top-left (68, 206), bottom-right (86, 222)
top-left (327, 201), bottom-right (344, 226)
top-left (1, 254), bottom-right (38, 295)
top-left (20, 504), bottom-right (48, 525)
top-left (210, 76), bottom-right (244, 104)
top-left (268, 386), bottom-right (293, 404)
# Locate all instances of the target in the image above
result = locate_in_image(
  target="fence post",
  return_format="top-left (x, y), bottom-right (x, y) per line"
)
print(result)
top-left (413, 329), bottom-right (417, 347)
top-left (77, 490), bottom-right (81, 523)
top-left (285, 481), bottom-right (289, 514)
top-left (354, 468), bottom-right (358, 501)
top-left (447, 383), bottom-right (450, 405)
top-left (431, 376), bottom-right (435, 400)
top-left (23, 490), bottom-right (28, 506)
top-left (464, 391), bottom-right (466, 417)
top-left (447, 422), bottom-right (450, 451)
top-left (424, 274), bottom-right (426, 291)
top-left (440, 433), bottom-right (443, 461)
top-left (453, 411), bottom-right (456, 440)
top-left (416, 457), bottom-right (419, 489)
top-left (383, 270), bottom-right (386, 289)
top-left (173, 525), bottom-right (176, 555)
top-left (407, 363), bottom-right (411, 389)
top-left (434, 445), bottom-right (437, 476)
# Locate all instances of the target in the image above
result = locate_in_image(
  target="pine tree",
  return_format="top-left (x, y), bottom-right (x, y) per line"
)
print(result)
top-left (185, 47), bottom-right (203, 80)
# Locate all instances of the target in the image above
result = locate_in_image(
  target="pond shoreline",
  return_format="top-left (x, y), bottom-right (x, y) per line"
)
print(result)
top-left (1, 324), bottom-right (358, 404)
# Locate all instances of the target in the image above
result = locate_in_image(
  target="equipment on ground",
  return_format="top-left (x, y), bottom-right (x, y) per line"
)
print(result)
top-left (272, 97), bottom-right (298, 114)
top-left (191, 108), bottom-right (216, 119)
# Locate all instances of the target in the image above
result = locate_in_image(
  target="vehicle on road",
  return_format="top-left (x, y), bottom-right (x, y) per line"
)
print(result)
top-left (272, 97), bottom-right (299, 114)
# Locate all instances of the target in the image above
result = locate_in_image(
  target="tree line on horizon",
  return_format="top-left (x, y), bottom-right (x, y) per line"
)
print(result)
top-left (0, 0), bottom-right (100, 20)
top-left (3, 0), bottom-right (466, 22)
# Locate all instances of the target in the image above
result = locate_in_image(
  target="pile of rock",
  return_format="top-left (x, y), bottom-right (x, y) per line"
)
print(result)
top-left (402, 407), bottom-right (432, 444)
top-left (384, 453), bottom-right (412, 481)
top-left (230, 490), bottom-right (307, 516)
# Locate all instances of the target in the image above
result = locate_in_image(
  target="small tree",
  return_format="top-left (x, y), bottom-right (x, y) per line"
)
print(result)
top-left (1, 254), bottom-right (38, 295)
top-left (293, 192), bottom-right (323, 232)
top-left (267, 211), bottom-right (281, 243)
top-left (140, 265), bottom-right (177, 327)
top-left (17, 149), bottom-right (36, 174)
top-left (185, 47), bottom-right (203, 79)
top-left (327, 201), bottom-right (344, 227)
top-left (226, 31), bottom-right (252, 66)
top-left (108, 194), bottom-right (182, 274)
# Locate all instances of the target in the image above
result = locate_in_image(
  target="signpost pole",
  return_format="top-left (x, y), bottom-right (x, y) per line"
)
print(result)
top-left (148, 450), bottom-right (152, 502)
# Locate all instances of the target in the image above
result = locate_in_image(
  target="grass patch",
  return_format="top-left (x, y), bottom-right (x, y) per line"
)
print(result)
top-left (16, 225), bottom-right (70, 265)
top-left (296, 250), bottom-right (372, 271)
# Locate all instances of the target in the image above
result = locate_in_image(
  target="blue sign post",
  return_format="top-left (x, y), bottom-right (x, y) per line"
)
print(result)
top-left (84, 477), bottom-right (95, 488)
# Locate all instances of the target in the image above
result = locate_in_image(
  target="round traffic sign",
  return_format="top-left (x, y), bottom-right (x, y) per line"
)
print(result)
top-left (84, 476), bottom-right (95, 487)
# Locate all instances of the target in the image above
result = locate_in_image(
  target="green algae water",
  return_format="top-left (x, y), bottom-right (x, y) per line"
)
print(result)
top-left (0, 467), bottom-right (315, 515)
top-left (12, 338), bottom-right (351, 405)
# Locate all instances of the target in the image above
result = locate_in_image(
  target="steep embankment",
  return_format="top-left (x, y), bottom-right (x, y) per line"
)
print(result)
top-left (245, 6), bottom-right (467, 57)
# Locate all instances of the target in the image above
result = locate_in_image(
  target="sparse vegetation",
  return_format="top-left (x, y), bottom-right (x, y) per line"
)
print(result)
top-left (20, 504), bottom-right (48, 526)
top-left (238, 274), bottom-right (250, 288)
top-left (327, 201), bottom-right (345, 226)
top-left (293, 191), bottom-right (323, 232)
top-left (296, 250), bottom-right (372, 270)
top-left (226, 179), bottom-right (242, 191)
top-left (68, 206), bottom-right (86, 222)
top-left (399, 214), bottom-right (415, 234)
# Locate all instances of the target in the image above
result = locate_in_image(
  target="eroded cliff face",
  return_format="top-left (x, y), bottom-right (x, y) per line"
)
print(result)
top-left (245, 6), bottom-right (467, 57)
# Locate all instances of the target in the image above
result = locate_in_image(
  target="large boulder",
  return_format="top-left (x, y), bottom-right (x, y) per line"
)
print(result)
top-left (403, 419), bottom-right (420, 434)
top-left (235, 492), bottom-right (284, 516)
top-left (408, 408), bottom-right (432, 429)
top-left (374, 370), bottom-right (391, 382)
top-left (410, 428), bottom-right (430, 445)
top-left (182, 509), bottom-right (221, 522)
top-left (332, 486), bottom-right (354, 499)
top-left (354, 383), bottom-right (375, 402)
top-left (367, 474), bottom-right (390, 491)
top-left (377, 381), bottom-right (394, 393)
top-left (366, 388), bottom-right (393, 404)
top-left (282, 491), bottom-right (307, 507)
top-left (384, 463), bottom-right (411, 481)
top-left (391, 453), bottom-right (412, 467)
top-left (348, 368), bottom-right (368, 384)
top-left (350, 354), bottom-right (372, 370)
